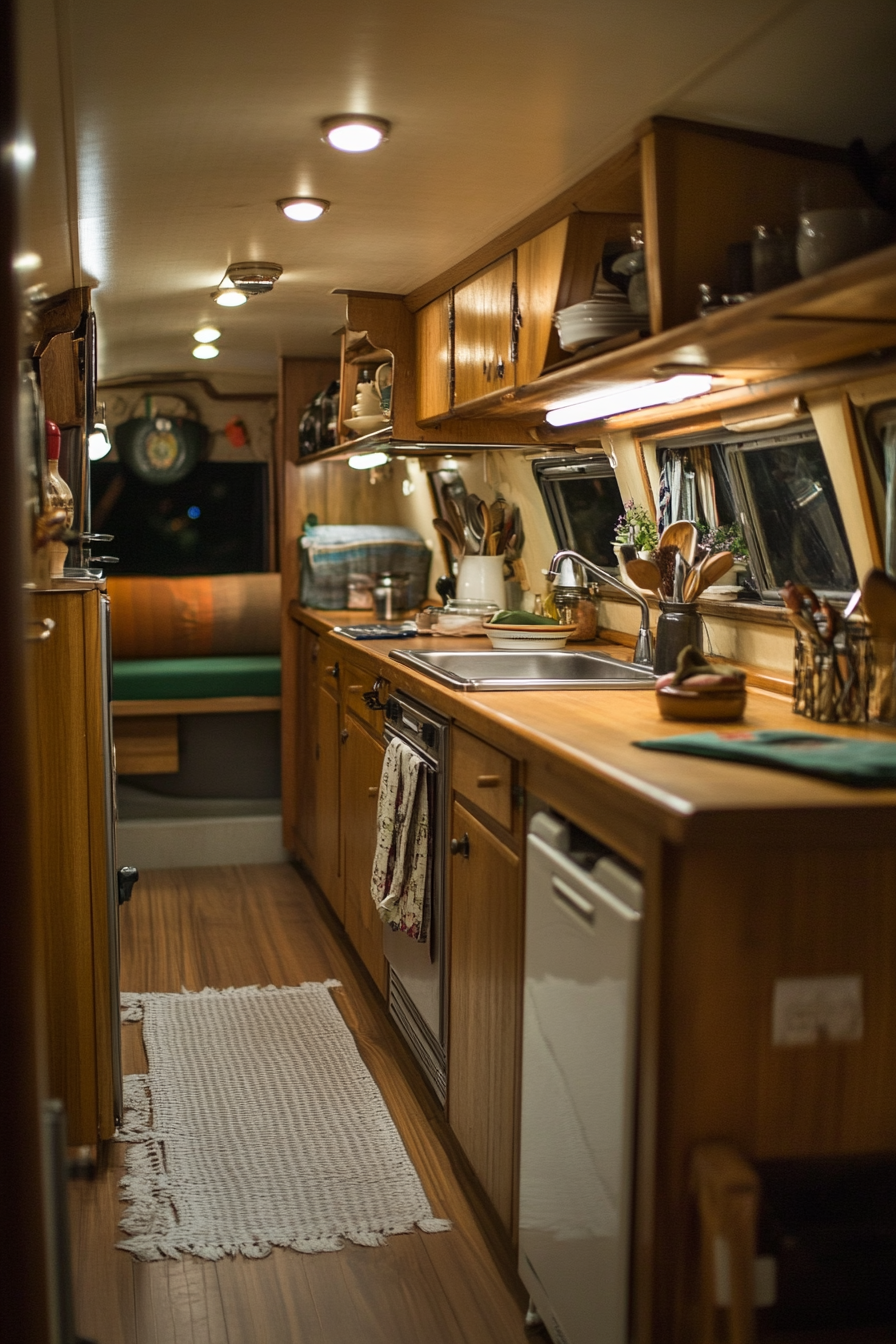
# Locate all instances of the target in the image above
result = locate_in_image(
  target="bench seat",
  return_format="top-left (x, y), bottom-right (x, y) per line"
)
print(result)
top-left (112, 655), bottom-right (281, 702)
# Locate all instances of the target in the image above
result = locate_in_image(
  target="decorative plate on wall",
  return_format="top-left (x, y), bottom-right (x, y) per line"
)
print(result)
top-left (115, 415), bottom-right (209, 484)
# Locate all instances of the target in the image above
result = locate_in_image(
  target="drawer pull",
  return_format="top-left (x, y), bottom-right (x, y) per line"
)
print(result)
top-left (326, 663), bottom-right (339, 679)
top-left (450, 834), bottom-right (470, 859)
top-left (476, 774), bottom-right (501, 789)
top-left (367, 785), bottom-right (378, 796)
top-left (349, 684), bottom-right (363, 693)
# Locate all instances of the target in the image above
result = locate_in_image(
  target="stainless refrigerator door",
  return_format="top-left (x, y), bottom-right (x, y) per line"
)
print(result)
top-left (519, 828), bottom-right (642, 1344)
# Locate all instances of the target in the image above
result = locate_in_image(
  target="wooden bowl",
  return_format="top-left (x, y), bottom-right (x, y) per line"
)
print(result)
top-left (656, 684), bottom-right (747, 722)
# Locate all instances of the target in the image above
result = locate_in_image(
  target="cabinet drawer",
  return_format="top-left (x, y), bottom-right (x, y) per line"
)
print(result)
top-left (343, 663), bottom-right (390, 735)
top-left (452, 725), bottom-right (514, 830)
top-left (318, 636), bottom-right (341, 699)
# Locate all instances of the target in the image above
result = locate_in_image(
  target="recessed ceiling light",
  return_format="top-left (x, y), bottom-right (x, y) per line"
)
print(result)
top-left (277, 196), bottom-right (330, 222)
top-left (193, 343), bottom-right (219, 360)
top-left (193, 326), bottom-right (221, 342)
top-left (212, 288), bottom-right (248, 307)
top-left (321, 115), bottom-right (390, 153)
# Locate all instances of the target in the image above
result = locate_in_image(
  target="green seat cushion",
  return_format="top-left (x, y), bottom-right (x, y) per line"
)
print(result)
top-left (113, 655), bottom-right (281, 701)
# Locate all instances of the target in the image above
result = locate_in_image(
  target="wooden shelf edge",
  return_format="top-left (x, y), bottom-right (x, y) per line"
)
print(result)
top-left (113, 695), bottom-right (281, 717)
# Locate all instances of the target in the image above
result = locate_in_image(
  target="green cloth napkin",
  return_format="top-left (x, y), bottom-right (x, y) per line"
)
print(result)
top-left (633, 729), bottom-right (896, 788)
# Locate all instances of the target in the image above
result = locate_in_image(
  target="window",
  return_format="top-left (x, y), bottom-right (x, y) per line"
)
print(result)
top-left (532, 455), bottom-right (624, 568)
top-left (864, 400), bottom-right (896, 577)
top-left (726, 429), bottom-right (856, 597)
top-left (655, 422), bottom-right (856, 600)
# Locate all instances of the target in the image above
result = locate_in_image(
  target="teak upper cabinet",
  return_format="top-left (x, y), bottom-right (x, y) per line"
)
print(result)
top-left (453, 254), bottom-right (516, 407)
top-left (416, 293), bottom-right (452, 422)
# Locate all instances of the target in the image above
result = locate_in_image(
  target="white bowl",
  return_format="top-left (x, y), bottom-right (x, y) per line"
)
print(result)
top-left (484, 623), bottom-right (575, 650)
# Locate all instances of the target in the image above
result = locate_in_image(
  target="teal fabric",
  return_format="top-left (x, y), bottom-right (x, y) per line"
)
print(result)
top-left (634, 729), bottom-right (896, 788)
top-left (113, 655), bottom-right (281, 701)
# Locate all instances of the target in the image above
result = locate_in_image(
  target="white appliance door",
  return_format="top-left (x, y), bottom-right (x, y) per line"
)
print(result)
top-left (519, 828), bottom-right (642, 1344)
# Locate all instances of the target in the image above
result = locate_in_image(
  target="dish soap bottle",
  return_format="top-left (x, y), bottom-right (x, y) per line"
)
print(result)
top-left (45, 420), bottom-right (74, 578)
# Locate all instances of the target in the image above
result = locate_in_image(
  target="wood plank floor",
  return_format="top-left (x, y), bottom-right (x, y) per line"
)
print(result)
top-left (69, 862), bottom-right (540, 1344)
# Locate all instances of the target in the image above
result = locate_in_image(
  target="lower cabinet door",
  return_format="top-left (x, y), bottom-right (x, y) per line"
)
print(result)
top-left (448, 800), bottom-right (522, 1234)
top-left (315, 685), bottom-right (343, 921)
top-left (341, 714), bottom-right (387, 994)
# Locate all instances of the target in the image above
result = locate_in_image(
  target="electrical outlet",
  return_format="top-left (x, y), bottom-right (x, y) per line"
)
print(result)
top-left (772, 975), bottom-right (863, 1046)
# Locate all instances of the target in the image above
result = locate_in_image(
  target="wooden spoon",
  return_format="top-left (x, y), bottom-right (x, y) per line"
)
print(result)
top-left (689, 550), bottom-right (734, 599)
top-left (445, 496), bottom-right (471, 554)
top-left (433, 517), bottom-right (464, 561)
top-left (862, 568), bottom-right (896, 718)
top-left (479, 499), bottom-right (493, 555)
top-left (623, 557), bottom-right (663, 597)
top-left (659, 520), bottom-right (699, 566)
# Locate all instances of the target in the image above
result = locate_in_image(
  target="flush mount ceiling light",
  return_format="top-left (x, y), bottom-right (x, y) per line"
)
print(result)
top-left (321, 115), bottom-right (390, 153)
top-left (193, 325), bottom-right (221, 342)
top-left (545, 374), bottom-right (714, 427)
top-left (193, 343), bottom-right (219, 360)
top-left (348, 450), bottom-right (390, 470)
top-left (277, 196), bottom-right (330, 222)
top-left (225, 261), bottom-right (283, 295)
top-left (213, 287), bottom-right (248, 307)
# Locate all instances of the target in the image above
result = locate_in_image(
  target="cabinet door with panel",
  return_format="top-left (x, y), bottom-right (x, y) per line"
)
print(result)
top-left (416, 292), bottom-right (453, 422)
top-left (453, 253), bottom-right (516, 407)
top-left (314, 680), bottom-right (343, 921)
top-left (294, 623), bottom-right (319, 863)
top-left (341, 713), bottom-right (387, 994)
top-left (448, 799), bottom-right (523, 1235)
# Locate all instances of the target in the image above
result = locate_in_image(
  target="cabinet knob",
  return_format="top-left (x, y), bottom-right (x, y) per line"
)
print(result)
top-left (340, 728), bottom-right (349, 744)
top-left (326, 662), bottom-right (339, 679)
top-left (450, 833), bottom-right (470, 859)
top-left (367, 785), bottom-right (379, 797)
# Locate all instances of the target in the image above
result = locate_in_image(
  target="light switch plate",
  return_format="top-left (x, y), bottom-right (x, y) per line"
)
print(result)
top-left (772, 975), bottom-right (863, 1046)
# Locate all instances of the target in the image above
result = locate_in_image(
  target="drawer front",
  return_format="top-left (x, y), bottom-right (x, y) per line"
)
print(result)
top-left (452, 724), bottom-right (514, 830)
top-left (343, 662), bottom-right (391, 735)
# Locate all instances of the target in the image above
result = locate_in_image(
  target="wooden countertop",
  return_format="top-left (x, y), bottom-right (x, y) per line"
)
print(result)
top-left (289, 602), bottom-right (896, 853)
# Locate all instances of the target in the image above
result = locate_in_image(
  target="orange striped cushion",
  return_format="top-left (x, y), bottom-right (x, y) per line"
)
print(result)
top-left (107, 574), bottom-right (279, 660)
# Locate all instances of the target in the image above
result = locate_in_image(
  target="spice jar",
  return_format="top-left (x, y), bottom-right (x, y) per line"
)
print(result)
top-left (552, 586), bottom-right (598, 641)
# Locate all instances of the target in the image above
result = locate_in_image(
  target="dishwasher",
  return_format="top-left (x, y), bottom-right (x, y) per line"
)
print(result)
top-left (519, 810), bottom-right (643, 1344)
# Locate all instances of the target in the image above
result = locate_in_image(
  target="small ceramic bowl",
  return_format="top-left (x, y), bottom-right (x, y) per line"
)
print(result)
top-left (656, 683), bottom-right (747, 722)
top-left (483, 623), bottom-right (575, 651)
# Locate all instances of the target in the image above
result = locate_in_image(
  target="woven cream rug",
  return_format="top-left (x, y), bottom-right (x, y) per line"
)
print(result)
top-left (117, 983), bottom-right (450, 1261)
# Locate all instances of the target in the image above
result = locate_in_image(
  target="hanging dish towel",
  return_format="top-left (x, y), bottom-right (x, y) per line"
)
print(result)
top-left (370, 738), bottom-right (431, 940)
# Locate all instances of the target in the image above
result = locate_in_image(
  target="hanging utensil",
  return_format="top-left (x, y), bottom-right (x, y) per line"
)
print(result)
top-left (659, 520), bottom-right (699, 566)
top-left (623, 557), bottom-right (663, 598)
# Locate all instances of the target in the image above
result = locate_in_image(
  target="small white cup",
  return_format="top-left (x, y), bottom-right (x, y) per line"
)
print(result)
top-left (456, 555), bottom-right (506, 609)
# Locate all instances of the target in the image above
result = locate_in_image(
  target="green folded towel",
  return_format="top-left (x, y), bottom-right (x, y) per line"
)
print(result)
top-left (489, 609), bottom-right (559, 626)
top-left (634, 729), bottom-right (896, 788)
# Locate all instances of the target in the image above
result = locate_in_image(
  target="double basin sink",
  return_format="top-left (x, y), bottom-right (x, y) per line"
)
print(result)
top-left (390, 648), bottom-right (656, 692)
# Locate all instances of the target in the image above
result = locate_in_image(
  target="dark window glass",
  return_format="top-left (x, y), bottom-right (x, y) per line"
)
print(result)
top-left (533, 458), bottom-right (624, 567)
top-left (90, 461), bottom-right (269, 574)
top-left (729, 435), bottom-right (855, 593)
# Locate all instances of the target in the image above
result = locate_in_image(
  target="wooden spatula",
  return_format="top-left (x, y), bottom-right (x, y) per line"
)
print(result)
top-left (660, 520), bottom-right (699, 566)
top-left (689, 550), bottom-right (734, 599)
top-left (624, 557), bottom-right (663, 597)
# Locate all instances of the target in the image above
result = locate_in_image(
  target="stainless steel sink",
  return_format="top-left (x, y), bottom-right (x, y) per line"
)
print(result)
top-left (389, 648), bottom-right (656, 691)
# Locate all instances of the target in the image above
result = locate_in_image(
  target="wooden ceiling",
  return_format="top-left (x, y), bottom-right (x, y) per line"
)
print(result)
top-left (16, 0), bottom-right (896, 388)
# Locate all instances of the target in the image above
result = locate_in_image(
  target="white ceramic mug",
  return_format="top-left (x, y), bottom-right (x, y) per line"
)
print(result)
top-left (353, 380), bottom-right (382, 417)
top-left (456, 555), bottom-right (506, 609)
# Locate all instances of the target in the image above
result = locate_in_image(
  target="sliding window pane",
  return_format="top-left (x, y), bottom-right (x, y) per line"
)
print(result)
top-left (732, 437), bottom-right (855, 592)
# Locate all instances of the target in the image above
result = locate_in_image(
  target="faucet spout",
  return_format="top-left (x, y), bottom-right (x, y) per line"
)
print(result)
top-left (548, 549), bottom-right (654, 669)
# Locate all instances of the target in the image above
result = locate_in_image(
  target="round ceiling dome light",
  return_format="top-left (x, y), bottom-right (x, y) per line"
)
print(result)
top-left (277, 196), bottom-right (330, 222)
top-left (193, 343), bottom-right (219, 360)
top-left (212, 287), bottom-right (248, 307)
top-left (321, 115), bottom-right (390, 153)
top-left (193, 326), bottom-right (221, 342)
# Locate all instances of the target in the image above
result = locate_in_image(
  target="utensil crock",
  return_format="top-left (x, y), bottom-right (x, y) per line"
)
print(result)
top-left (653, 602), bottom-right (702, 676)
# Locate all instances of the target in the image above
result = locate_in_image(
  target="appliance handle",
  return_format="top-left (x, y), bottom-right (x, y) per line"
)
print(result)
top-left (551, 874), bottom-right (595, 924)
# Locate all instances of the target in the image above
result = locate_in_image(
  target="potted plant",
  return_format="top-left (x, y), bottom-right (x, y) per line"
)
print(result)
top-left (699, 521), bottom-right (750, 590)
top-left (613, 500), bottom-right (658, 560)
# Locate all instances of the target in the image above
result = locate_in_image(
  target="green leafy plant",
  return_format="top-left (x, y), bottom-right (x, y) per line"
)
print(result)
top-left (614, 500), bottom-right (658, 552)
top-left (699, 521), bottom-right (749, 562)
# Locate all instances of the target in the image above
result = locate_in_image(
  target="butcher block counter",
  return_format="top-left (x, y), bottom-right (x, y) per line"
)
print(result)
top-left (284, 602), bottom-right (896, 1344)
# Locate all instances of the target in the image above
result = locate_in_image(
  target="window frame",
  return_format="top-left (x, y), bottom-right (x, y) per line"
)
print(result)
top-left (531, 454), bottom-right (622, 566)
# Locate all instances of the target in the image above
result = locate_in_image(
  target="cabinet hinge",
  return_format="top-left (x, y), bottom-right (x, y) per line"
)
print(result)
top-left (510, 282), bottom-right (522, 364)
top-left (512, 784), bottom-right (526, 809)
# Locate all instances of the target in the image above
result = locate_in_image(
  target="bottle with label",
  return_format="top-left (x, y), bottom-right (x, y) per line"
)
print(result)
top-left (45, 420), bottom-right (74, 578)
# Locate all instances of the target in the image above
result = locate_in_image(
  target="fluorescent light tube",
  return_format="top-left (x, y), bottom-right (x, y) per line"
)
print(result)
top-left (348, 451), bottom-right (390, 470)
top-left (545, 375), bottom-right (713, 427)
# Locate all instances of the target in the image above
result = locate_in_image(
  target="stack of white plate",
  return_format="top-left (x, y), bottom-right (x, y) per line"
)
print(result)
top-left (553, 291), bottom-right (640, 351)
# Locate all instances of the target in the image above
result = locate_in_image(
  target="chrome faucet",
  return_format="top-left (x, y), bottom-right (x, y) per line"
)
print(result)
top-left (547, 549), bottom-right (654, 669)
